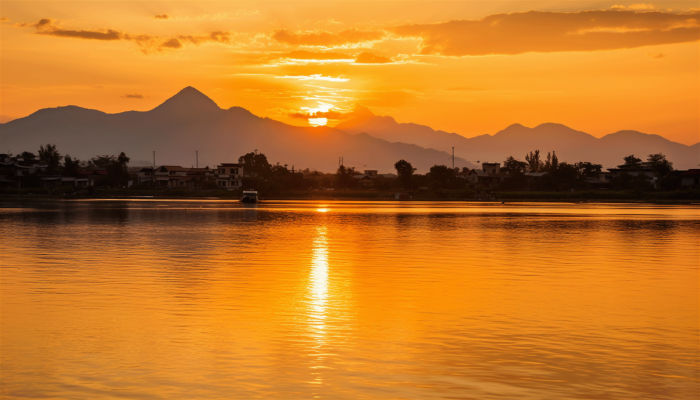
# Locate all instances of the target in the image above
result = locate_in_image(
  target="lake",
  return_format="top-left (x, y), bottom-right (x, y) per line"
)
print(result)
top-left (1, 200), bottom-right (698, 399)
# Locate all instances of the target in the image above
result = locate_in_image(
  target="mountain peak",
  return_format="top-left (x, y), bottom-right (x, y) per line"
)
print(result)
top-left (151, 86), bottom-right (221, 114)
top-left (351, 104), bottom-right (375, 118)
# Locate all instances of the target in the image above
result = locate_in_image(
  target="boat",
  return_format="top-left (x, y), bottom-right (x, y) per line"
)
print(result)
top-left (240, 190), bottom-right (258, 203)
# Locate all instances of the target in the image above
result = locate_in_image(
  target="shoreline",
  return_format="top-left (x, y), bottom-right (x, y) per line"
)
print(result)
top-left (1, 188), bottom-right (699, 204)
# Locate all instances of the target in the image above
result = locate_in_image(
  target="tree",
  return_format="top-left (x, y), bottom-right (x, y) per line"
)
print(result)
top-left (238, 151), bottom-right (272, 177)
top-left (335, 165), bottom-right (357, 189)
top-left (525, 150), bottom-right (543, 172)
top-left (89, 155), bottom-right (117, 169)
top-left (501, 156), bottom-right (528, 190)
top-left (428, 165), bottom-right (456, 190)
top-left (19, 151), bottom-right (37, 165)
top-left (575, 162), bottom-right (602, 178)
top-left (647, 153), bottom-right (673, 176)
top-left (503, 156), bottom-right (528, 175)
top-left (64, 155), bottom-right (82, 175)
top-left (394, 159), bottom-right (415, 189)
top-left (106, 152), bottom-right (131, 187)
top-left (551, 151), bottom-right (559, 171)
top-left (38, 144), bottom-right (61, 173)
top-left (623, 155), bottom-right (642, 167)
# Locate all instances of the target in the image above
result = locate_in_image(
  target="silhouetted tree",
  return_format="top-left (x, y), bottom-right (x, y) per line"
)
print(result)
top-left (503, 156), bottom-right (528, 175)
top-left (63, 155), bottom-right (82, 175)
top-left (575, 162), bottom-right (602, 178)
top-left (623, 155), bottom-right (642, 167)
top-left (525, 150), bottom-right (543, 172)
top-left (500, 156), bottom-right (528, 190)
top-left (647, 153), bottom-right (673, 176)
top-left (89, 155), bottom-right (117, 169)
top-left (19, 151), bottom-right (37, 165)
top-left (239, 151), bottom-right (272, 177)
top-left (428, 165), bottom-right (456, 190)
top-left (38, 144), bottom-right (61, 173)
top-left (106, 152), bottom-right (131, 187)
top-left (394, 159), bottom-right (415, 189)
top-left (335, 165), bottom-right (357, 189)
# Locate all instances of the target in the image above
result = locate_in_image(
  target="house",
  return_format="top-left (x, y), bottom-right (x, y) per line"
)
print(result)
top-left (476, 163), bottom-right (509, 189)
top-left (353, 170), bottom-right (395, 188)
top-left (151, 165), bottom-right (191, 188)
top-left (607, 162), bottom-right (661, 188)
top-left (137, 167), bottom-right (155, 184)
top-left (215, 163), bottom-right (244, 190)
top-left (680, 169), bottom-right (700, 189)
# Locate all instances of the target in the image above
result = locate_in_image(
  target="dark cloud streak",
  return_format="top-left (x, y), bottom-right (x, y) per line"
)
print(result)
top-left (392, 10), bottom-right (700, 56)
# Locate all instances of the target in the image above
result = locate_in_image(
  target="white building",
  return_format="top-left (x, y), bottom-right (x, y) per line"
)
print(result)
top-left (216, 163), bottom-right (244, 190)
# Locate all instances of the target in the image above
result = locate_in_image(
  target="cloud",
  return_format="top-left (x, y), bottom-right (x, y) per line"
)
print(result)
top-left (0, 17), bottom-right (9, 22)
top-left (33, 18), bottom-right (122, 40)
top-left (276, 74), bottom-right (349, 82)
top-left (156, 11), bottom-right (259, 21)
top-left (392, 10), bottom-right (700, 56)
top-left (289, 110), bottom-right (351, 120)
top-left (272, 28), bottom-right (385, 46)
top-left (648, 52), bottom-right (665, 58)
top-left (17, 18), bottom-right (249, 53)
top-left (283, 50), bottom-right (354, 60)
top-left (160, 38), bottom-right (183, 49)
top-left (122, 94), bottom-right (145, 99)
top-left (611, 4), bottom-right (657, 11)
top-left (354, 51), bottom-right (392, 63)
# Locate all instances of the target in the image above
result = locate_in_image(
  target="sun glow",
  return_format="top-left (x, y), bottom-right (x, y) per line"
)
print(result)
top-left (308, 118), bottom-right (328, 126)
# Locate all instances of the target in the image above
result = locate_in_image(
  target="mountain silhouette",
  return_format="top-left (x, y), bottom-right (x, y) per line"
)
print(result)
top-left (335, 106), bottom-right (700, 169)
top-left (0, 88), bottom-right (474, 173)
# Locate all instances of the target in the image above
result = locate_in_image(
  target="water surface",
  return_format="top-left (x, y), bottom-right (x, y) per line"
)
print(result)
top-left (1, 200), bottom-right (698, 399)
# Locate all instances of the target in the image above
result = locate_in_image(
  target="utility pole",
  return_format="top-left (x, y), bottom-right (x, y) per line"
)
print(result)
top-left (339, 157), bottom-right (343, 167)
top-left (452, 147), bottom-right (455, 170)
top-left (152, 151), bottom-right (155, 187)
top-left (196, 151), bottom-right (198, 168)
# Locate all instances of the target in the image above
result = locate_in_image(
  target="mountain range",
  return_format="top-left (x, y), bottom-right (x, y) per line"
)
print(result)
top-left (335, 105), bottom-right (700, 170)
top-left (0, 87), bottom-right (474, 173)
top-left (1, 87), bottom-right (698, 173)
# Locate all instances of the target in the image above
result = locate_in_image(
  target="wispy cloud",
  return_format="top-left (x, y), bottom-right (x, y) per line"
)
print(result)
top-left (272, 28), bottom-right (385, 47)
top-left (288, 110), bottom-right (350, 120)
top-left (611, 4), bottom-right (657, 11)
top-left (392, 10), bottom-right (700, 56)
top-left (155, 11), bottom-right (259, 21)
top-left (275, 74), bottom-right (349, 82)
top-left (122, 94), bottom-right (145, 99)
top-left (16, 18), bottom-right (252, 53)
top-left (354, 51), bottom-right (392, 64)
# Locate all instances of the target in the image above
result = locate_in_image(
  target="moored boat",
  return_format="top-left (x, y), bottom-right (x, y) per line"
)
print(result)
top-left (241, 190), bottom-right (258, 203)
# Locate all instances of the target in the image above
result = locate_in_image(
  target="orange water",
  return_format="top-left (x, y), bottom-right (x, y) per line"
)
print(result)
top-left (1, 200), bottom-right (698, 399)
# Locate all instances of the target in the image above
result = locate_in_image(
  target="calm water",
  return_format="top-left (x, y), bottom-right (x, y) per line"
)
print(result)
top-left (1, 199), bottom-right (698, 399)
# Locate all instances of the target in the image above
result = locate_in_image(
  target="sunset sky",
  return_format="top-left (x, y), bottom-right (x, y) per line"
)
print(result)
top-left (1, 1), bottom-right (698, 144)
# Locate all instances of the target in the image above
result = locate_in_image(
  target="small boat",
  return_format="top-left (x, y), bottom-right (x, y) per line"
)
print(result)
top-left (240, 190), bottom-right (258, 203)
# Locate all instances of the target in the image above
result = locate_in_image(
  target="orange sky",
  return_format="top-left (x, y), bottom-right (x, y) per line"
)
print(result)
top-left (1, 1), bottom-right (699, 144)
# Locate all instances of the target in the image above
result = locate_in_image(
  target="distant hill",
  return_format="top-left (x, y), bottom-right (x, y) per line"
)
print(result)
top-left (0, 87), bottom-right (474, 173)
top-left (335, 106), bottom-right (700, 169)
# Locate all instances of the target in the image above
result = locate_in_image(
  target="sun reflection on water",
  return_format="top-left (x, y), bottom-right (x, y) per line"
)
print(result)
top-left (308, 225), bottom-right (330, 385)
top-left (310, 226), bottom-right (329, 332)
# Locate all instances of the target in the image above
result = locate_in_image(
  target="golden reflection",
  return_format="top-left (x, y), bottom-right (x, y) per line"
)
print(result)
top-left (308, 225), bottom-right (330, 385)
top-left (316, 207), bottom-right (330, 213)
top-left (309, 226), bottom-right (329, 332)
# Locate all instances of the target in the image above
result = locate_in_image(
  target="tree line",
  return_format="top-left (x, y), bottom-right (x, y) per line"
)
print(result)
top-left (8, 144), bottom-right (131, 187)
